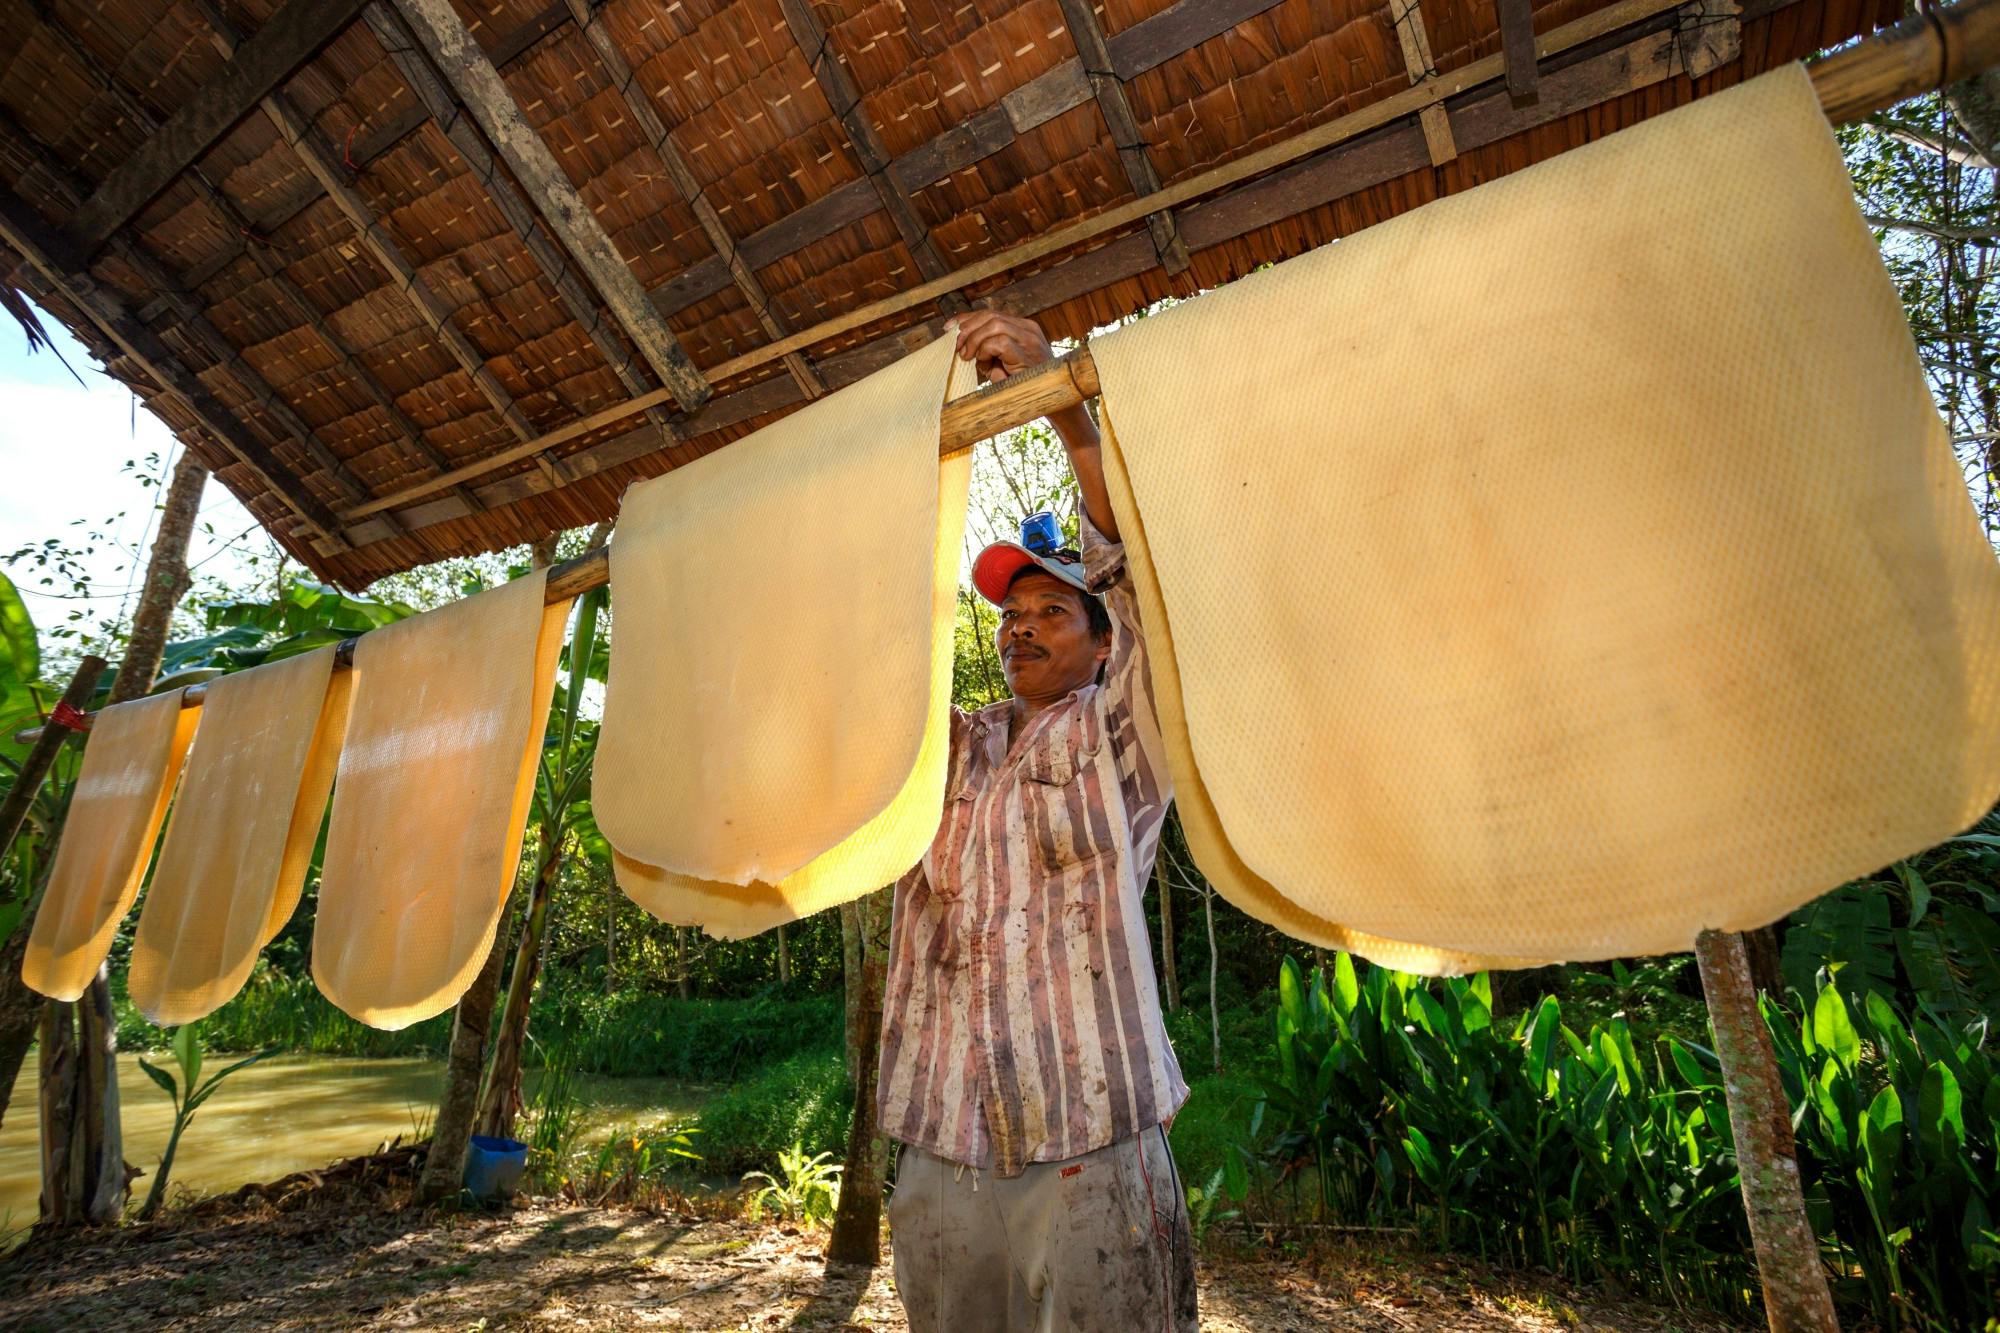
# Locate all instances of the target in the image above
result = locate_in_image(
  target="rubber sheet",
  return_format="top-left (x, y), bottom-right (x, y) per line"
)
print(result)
top-left (128, 647), bottom-right (350, 1025)
top-left (313, 570), bottom-right (570, 1029)
top-left (1088, 64), bottom-right (2000, 968)
top-left (598, 333), bottom-right (976, 938)
top-left (22, 687), bottom-right (198, 1001)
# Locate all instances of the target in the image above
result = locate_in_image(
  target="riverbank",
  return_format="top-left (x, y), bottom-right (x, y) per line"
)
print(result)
top-left (0, 1185), bottom-right (1747, 1331)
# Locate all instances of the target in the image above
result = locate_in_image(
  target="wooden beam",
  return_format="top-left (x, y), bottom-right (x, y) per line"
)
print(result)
top-left (1390, 0), bottom-right (1460, 164)
top-left (26, 10), bottom-right (481, 525)
top-left (1498, 0), bottom-right (1543, 103)
top-left (1057, 0), bottom-right (1192, 273)
top-left (359, 2), bottom-right (687, 458)
top-left (648, 0), bottom-right (1287, 322)
top-left (560, 0), bottom-right (825, 401)
top-left (191, 0), bottom-right (541, 465)
top-left (66, 0), bottom-right (370, 256)
top-left (387, 0), bottom-right (711, 410)
top-left (337, 0), bottom-right (1704, 523)
top-left (0, 184), bottom-right (345, 543)
top-left (777, 0), bottom-right (963, 308)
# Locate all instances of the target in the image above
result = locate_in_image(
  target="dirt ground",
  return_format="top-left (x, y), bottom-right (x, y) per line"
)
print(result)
top-left (0, 1190), bottom-right (1749, 1333)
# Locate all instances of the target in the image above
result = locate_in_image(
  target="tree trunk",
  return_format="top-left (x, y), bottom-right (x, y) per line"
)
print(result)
top-left (1204, 888), bottom-right (1221, 1075)
top-left (776, 923), bottom-right (791, 985)
top-left (604, 875), bottom-right (617, 995)
top-left (1154, 859), bottom-right (1179, 1013)
top-left (40, 450), bottom-right (207, 1226)
top-left (675, 927), bottom-right (690, 1000)
top-left (416, 900), bottom-right (515, 1203)
top-left (827, 887), bottom-right (893, 1267)
top-left (0, 658), bottom-right (108, 1130)
top-left (1694, 929), bottom-right (1839, 1333)
top-left (476, 840), bottom-right (561, 1142)
top-left (36, 998), bottom-right (76, 1227)
top-left (109, 454), bottom-right (208, 706)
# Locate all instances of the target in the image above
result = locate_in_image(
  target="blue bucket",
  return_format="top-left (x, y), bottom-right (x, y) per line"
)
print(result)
top-left (462, 1134), bottom-right (529, 1200)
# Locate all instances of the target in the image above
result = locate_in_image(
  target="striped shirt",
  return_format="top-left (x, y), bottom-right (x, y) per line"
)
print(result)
top-left (877, 517), bottom-right (1189, 1176)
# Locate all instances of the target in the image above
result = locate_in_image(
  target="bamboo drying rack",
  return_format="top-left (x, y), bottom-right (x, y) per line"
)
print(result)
top-left (15, 0), bottom-right (1999, 746)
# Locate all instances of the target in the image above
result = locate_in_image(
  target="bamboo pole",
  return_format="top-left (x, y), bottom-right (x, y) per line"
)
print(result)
top-left (0, 655), bottom-right (105, 859)
top-left (15, 0), bottom-right (2000, 747)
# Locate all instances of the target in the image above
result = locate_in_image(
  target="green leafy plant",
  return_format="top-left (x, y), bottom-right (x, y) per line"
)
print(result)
top-left (136, 1023), bottom-right (275, 1220)
top-left (742, 1142), bottom-right (843, 1227)
top-left (1184, 1166), bottom-right (1239, 1245)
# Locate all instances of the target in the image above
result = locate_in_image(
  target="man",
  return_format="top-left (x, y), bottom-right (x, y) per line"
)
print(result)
top-left (877, 310), bottom-right (1198, 1331)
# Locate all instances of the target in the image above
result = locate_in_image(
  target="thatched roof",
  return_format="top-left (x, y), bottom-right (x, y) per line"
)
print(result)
top-left (0, 0), bottom-right (1894, 588)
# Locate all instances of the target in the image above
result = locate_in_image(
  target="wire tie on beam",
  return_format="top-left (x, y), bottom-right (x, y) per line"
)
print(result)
top-left (49, 701), bottom-right (90, 732)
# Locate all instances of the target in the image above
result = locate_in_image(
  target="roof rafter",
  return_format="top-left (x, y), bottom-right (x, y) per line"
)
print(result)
top-left (28, 7), bottom-right (486, 525)
top-left (330, 5), bottom-right (1708, 549)
top-left (0, 183), bottom-right (347, 545)
top-left (776, 0), bottom-right (967, 313)
top-left (66, 0), bottom-right (372, 256)
top-left (188, 0), bottom-right (547, 524)
top-left (1390, 0), bottom-right (1459, 164)
top-left (651, 0), bottom-right (1287, 320)
top-left (386, 0), bottom-right (712, 410)
top-left (358, 1), bottom-right (690, 463)
top-left (1055, 0), bottom-right (1192, 273)
top-left (562, 0), bottom-right (826, 401)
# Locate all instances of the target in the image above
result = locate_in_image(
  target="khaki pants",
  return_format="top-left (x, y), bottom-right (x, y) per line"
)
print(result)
top-left (888, 1129), bottom-right (1198, 1332)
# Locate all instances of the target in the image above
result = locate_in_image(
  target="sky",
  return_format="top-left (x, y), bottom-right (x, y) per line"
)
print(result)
top-left (0, 300), bottom-right (269, 649)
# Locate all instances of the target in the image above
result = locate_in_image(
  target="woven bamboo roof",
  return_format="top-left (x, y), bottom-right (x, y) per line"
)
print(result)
top-left (0, 0), bottom-right (1895, 588)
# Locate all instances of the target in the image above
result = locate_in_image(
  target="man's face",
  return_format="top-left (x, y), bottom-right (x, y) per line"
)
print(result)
top-left (997, 570), bottom-right (1109, 701)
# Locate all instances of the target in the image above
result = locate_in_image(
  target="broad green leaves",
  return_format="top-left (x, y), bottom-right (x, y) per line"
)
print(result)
top-left (0, 571), bottom-right (36, 692)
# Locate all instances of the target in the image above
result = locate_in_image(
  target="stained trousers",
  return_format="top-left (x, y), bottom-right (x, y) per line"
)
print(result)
top-left (887, 1128), bottom-right (1199, 1333)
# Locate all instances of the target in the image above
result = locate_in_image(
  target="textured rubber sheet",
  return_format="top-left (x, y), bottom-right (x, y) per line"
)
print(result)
top-left (22, 687), bottom-right (198, 1001)
top-left (313, 570), bottom-right (570, 1029)
top-left (599, 334), bottom-right (976, 938)
top-left (1089, 64), bottom-right (2000, 969)
top-left (128, 647), bottom-right (350, 1025)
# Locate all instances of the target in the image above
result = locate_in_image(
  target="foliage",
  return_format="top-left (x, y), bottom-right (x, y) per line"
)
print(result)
top-left (1773, 980), bottom-right (1998, 1329)
top-left (692, 1048), bottom-right (850, 1175)
top-left (1226, 954), bottom-right (1999, 1328)
top-left (742, 1142), bottom-right (843, 1227)
top-left (118, 966), bottom-right (452, 1058)
top-left (135, 1023), bottom-right (275, 1220)
top-left (1782, 807), bottom-right (2000, 1024)
top-left (563, 1121), bottom-right (702, 1206)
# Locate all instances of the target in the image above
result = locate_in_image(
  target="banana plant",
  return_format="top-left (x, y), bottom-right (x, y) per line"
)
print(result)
top-left (136, 1023), bottom-right (275, 1220)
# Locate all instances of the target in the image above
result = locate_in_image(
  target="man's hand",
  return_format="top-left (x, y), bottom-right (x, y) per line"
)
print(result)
top-left (952, 310), bottom-right (1117, 542)
top-left (953, 310), bottom-right (1055, 386)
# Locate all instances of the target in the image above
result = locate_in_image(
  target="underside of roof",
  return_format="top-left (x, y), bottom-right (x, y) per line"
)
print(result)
top-left (0, 0), bottom-right (1898, 589)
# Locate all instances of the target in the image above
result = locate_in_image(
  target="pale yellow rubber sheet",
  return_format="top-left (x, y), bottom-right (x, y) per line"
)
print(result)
top-left (313, 570), bottom-right (570, 1029)
top-left (1089, 64), bottom-right (2000, 969)
top-left (128, 647), bottom-right (350, 1026)
top-left (22, 687), bottom-right (198, 1001)
top-left (597, 334), bottom-right (975, 938)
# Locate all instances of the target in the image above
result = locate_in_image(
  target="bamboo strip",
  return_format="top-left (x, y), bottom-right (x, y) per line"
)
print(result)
top-left (16, 0), bottom-right (1999, 744)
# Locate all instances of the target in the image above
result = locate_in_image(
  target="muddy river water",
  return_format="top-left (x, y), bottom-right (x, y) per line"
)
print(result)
top-left (0, 1054), bottom-right (698, 1230)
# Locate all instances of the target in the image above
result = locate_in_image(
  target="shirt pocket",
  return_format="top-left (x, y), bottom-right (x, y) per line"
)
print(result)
top-left (1022, 717), bottom-right (1109, 877)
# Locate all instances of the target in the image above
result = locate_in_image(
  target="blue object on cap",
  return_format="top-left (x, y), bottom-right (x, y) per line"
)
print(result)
top-left (1020, 511), bottom-right (1062, 555)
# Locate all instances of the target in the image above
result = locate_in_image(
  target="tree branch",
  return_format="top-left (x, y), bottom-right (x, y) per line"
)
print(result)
top-left (1863, 212), bottom-right (2000, 241)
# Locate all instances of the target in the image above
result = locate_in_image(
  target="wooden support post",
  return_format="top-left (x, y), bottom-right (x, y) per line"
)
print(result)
top-left (1676, 0), bottom-right (1745, 78)
top-left (387, 0), bottom-right (711, 410)
top-left (1057, 0), bottom-right (1193, 273)
top-left (827, 886), bottom-right (894, 1267)
top-left (1694, 930), bottom-right (1840, 1332)
top-left (66, 0), bottom-right (370, 254)
top-left (1391, 0), bottom-right (1460, 164)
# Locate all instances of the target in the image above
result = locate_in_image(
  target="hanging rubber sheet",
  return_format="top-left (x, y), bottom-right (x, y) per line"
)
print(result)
top-left (1088, 63), bottom-right (2000, 970)
top-left (597, 334), bottom-right (976, 938)
top-left (313, 570), bottom-right (570, 1029)
top-left (129, 647), bottom-right (350, 1025)
top-left (22, 687), bottom-right (198, 1001)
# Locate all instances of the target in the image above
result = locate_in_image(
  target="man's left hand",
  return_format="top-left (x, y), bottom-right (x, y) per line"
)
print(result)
top-left (954, 310), bottom-right (1055, 385)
